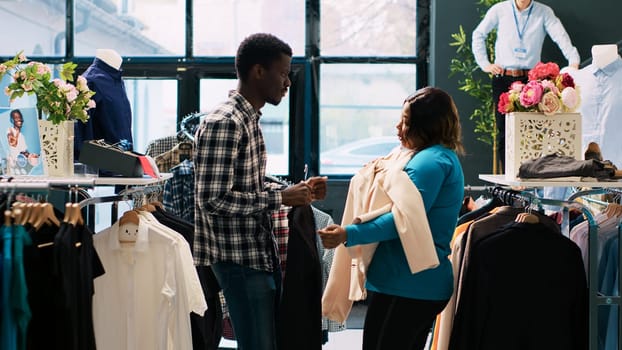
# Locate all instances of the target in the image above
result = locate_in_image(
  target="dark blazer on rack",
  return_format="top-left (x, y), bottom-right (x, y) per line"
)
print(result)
top-left (278, 205), bottom-right (323, 350)
top-left (450, 221), bottom-right (588, 350)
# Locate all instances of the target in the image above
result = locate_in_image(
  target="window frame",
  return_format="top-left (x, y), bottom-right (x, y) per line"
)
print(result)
top-left (0, 0), bottom-right (428, 180)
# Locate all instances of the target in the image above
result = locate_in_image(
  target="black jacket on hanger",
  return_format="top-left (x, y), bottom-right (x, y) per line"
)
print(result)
top-left (449, 221), bottom-right (588, 350)
top-left (278, 205), bottom-right (323, 350)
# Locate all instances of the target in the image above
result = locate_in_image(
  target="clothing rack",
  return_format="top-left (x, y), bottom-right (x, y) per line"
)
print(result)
top-left (179, 112), bottom-right (205, 141)
top-left (478, 175), bottom-right (620, 350)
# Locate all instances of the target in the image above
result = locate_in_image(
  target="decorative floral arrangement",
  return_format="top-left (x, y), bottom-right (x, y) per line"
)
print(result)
top-left (0, 51), bottom-right (96, 124)
top-left (497, 62), bottom-right (580, 116)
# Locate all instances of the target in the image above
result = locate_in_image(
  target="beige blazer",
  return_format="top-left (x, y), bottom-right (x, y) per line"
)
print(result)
top-left (322, 148), bottom-right (439, 323)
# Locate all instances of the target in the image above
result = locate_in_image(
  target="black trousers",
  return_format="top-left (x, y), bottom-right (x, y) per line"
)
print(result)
top-left (362, 291), bottom-right (449, 350)
top-left (492, 74), bottom-right (528, 170)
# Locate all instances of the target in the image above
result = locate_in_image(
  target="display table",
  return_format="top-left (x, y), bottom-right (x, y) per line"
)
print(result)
top-left (479, 174), bottom-right (622, 188)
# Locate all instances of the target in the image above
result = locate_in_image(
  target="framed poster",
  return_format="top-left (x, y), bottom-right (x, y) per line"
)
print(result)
top-left (0, 72), bottom-right (43, 175)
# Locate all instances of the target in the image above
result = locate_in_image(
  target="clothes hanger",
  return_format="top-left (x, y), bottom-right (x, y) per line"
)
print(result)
top-left (32, 202), bottom-right (61, 230)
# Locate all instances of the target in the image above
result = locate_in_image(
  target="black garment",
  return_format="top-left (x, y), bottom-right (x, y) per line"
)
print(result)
top-left (151, 207), bottom-right (194, 249)
top-left (76, 224), bottom-right (105, 350)
top-left (363, 291), bottom-right (448, 350)
top-left (518, 154), bottom-right (617, 179)
top-left (52, 223), bottom-right (104, 350)
top-left (23, 223), bottom-right (59, 350)
top-left (449, 222), bottom-right (588, 350)
top-left (191, 266), bottom-right (223, 350)
top-left (493, 74), bottom-right (528, 169)
top-left (278, 205), bottom-right (323, 350)
top-left (456, 196), bottom-right (504, 226)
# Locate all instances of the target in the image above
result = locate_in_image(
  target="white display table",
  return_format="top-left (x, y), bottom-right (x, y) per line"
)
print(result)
top-left (478, 174), bottom-right (622, 188)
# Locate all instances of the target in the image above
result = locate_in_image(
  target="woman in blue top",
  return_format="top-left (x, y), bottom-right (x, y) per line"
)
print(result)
top-left (319, 87), bottom-right (464, 349)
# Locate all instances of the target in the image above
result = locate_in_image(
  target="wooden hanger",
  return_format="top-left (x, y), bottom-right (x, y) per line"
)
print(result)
top-left (70, 203), bottom-right (84, 226)
top-left (515, 211), bottom-right (539, 224)
top-left (4, 210), bottom-right (12, 226)
top-left (32, 202), bottom-right (61, 230)
top-left (118, 210), bottom-right (140, 243)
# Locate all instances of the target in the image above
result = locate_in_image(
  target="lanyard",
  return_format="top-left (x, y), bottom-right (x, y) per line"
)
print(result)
top-left (512, 2), bottom-right (533, 42)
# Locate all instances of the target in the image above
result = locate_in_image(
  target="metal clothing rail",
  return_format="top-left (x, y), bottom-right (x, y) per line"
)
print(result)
top-left (480, 176), bottom-right (613, 350)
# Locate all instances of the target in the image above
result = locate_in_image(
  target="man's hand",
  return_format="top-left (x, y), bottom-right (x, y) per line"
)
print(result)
top-left (281, 181), bottom-right (313, 206)
top-left (318, 224), bottom-right (347, 248)
top-left (306, 176), bottom-right (328, 200)
top-left (484, 63), bottom-right (503, 75)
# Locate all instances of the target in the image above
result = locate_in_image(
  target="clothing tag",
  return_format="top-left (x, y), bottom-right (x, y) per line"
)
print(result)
top-left (513, 47), bottom-right (527, 59)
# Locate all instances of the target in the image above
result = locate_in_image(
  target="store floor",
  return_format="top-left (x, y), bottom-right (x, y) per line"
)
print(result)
top-left (217, 302), bottom-right (430, 349)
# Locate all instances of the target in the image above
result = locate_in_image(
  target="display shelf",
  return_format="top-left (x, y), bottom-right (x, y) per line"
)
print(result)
top-left (479, 174), bottom-right (622, 188)
top-left (3, 173), bottom-right (172, 187)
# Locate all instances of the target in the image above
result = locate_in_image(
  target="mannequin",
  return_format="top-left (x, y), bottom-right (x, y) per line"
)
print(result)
top-left (569, 43), bottom-right (622, 169)
top-left (75, 49), bottom-right (133, 166)
top-left (95, 49), bottom-right (122, 70)
top-left (591, 44), bottom-right (619, 69)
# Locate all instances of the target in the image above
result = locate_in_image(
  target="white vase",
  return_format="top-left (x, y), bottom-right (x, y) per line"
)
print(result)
top-left (37, 119), bottom-right (75, 177)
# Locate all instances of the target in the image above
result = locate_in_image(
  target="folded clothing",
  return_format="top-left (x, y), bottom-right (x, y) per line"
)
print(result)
top-left (518, 154), bottom-right (617, 179)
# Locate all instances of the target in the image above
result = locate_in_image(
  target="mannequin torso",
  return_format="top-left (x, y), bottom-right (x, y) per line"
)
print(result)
top-left (591, 44), bottom-right (619, 69)
top-left (95, 49), bottom-right (122, 70)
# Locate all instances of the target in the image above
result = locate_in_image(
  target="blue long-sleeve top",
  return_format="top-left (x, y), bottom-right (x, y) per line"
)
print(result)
top-left (345, 144), bottom-right (464, 300)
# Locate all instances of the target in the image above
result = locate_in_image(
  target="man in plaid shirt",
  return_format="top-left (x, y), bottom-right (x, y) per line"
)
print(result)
top-left (194, 33), bottom-right (327, 350)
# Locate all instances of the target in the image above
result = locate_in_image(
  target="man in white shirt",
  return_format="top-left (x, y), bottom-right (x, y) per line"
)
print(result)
top-left (471, 0), bottom-right (579, 169)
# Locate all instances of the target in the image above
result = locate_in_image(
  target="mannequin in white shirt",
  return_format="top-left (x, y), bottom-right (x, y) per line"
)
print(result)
top-left (95, 49), bottom-right (122, 70)
top-left (591, 44), bottom-right (619, 69)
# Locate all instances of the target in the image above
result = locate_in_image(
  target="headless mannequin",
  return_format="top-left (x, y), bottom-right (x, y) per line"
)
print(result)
top-left (592, 44), bottom-right (619, 69)
top-left (95, 49), bottom-right (122, 70)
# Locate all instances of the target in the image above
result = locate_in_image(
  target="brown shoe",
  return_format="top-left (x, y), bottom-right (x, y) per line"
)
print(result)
top-left (584, 142), bottom-right (603, 161)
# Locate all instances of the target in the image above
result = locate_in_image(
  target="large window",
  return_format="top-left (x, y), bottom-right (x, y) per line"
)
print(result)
top-left (193, 0), bottom-right (305, 56)
top-left (0, 1), bottom-right (66, 57)
top-left (319, 64), bottom-right (416, 174)
top-left (75, 0), bottom-right (186, 56)
top-left (125, 79), bottom-right (178, 154)
top-left (320, 0), bottom-right (416, 56)
top-left (200, 79), bottom-right (290, 175)
top-left (0, 0), bottom-right (422, 178)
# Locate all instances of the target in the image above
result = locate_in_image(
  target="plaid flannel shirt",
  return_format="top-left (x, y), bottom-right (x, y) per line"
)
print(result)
top-left (163, 159), bottom-right (195, 223)
top-left (193, 91), bottom-right (282, 272)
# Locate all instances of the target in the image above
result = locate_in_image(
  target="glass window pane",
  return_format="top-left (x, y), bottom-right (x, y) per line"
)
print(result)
top-left (321, 0), bottom-right (416, 56)
top-left (125, 79), bottom-right (178, 153)
top-left (193, 0), bottom-right (305, 56)
top-left (0, 0), bottom-right (66, 57)
top-left (199, 79), bottom-right (290, 175)
top-left (320, 63), bottom-right (416, 175)
top-left (75, 0), bottom-right (185, 56)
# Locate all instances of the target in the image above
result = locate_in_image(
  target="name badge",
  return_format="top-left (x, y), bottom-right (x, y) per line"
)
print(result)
top-left (513, 47), bottom-right (527, 59)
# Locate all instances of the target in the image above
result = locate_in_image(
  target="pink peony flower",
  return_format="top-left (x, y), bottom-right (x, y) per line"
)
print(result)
top-left (0, 64), bottom-right (6, 74)
top-left (561, 87), bottom-right (579, 110)
top-left (538, 91), bottom-right (562, 115)
top-left (540, 80), bottom-right (559, 94)
top-left (510, 81), bottom-right (524, 93)
top-left (519, 81), bottom-right (544, 107)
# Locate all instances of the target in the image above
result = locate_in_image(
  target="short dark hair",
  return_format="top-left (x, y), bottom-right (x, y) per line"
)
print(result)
top-left (9, 109), bottom-right (23, 123)
top-left (235, 33), bottom-right (292, 82)
top-left (404, 87), bottom-right (464, 154)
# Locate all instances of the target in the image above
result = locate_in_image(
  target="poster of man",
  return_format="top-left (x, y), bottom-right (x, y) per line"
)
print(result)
top-left (0, 108), bottom-right (42, 175)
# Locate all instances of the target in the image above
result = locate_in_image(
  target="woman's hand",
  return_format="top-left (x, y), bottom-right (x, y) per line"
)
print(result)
top-left (318, 224), bottom-right (347, 249)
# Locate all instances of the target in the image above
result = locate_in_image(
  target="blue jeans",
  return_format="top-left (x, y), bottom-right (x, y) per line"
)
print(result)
top-left (211, 262), bottom-right (281, 350)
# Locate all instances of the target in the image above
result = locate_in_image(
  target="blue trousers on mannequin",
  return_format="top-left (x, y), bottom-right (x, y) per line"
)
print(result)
top-left (211, 261), bottom-right (282, 350)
